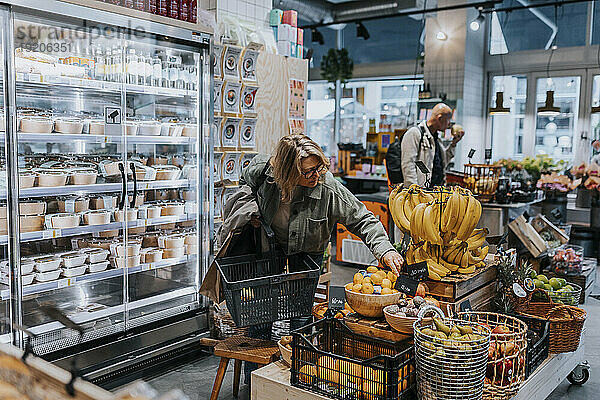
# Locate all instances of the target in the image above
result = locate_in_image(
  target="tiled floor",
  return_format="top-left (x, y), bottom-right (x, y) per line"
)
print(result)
top-left (148, 262), bottom-right (600, 400)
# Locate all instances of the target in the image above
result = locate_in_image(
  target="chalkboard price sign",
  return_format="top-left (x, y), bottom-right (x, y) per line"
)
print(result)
top-left (484, 148), bottom-right (492, 160)
top-left (329, 286), bottom-right (346, 311)
top-left (468, 149), bottom-right (476, 159)
top-left (405, 261), bottom-right (429, 281)
top-left (394, 275), bottom-right (419, 296)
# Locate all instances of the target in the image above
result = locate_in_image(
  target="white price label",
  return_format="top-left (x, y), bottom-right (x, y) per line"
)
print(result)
top-left (16, 73), bottom-right (24, 81)
top-left (141, 264), bottom-right (152, 271)
top-left (58, 278), bottom-right (73, 288)
top-left (42, 229), bottom-right (61, 239)
top-left (28, 73), bottom-right (41, 82)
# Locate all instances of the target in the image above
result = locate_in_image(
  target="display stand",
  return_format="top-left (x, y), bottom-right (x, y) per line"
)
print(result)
top-left (513, 343), bottom-right (588, 400)
top-left (251, 361), bottom-right (328, 400)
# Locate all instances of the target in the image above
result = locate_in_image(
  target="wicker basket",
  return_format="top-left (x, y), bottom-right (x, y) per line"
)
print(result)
top-left (463, 164), bottom-right (500, 202)
top-left (383, 305), bottom-right (433, 335)
top-left (517, 288), bottom-right (586, 353)
top-left (458, 312), bottom-right (528, 400)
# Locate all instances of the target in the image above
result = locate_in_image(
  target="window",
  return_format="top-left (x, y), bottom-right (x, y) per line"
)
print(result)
top-left (535, 76), bottom-right (581, 163)
top-left (490, 2), bottom-right (588, 54)
top-left (594, 1), bottom-right (600, 44)
top-left (489, 75), bottom-right (527, 159)
top-left (591, 75), bottom-right (600, 144)
top-left (306, 78), bottom-right (423, 154)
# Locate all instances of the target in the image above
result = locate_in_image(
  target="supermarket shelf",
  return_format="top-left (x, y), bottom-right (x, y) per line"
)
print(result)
top-left (18, 132), bottom-right (196, 145)
top-left (16, 75), bottom-right (197, 99)
top-left (0, 213), bottom-right (197, 244)
top-left (14, 179), bottom-right (195, 198)
top-left (0, 255), bottom-right (196, 300)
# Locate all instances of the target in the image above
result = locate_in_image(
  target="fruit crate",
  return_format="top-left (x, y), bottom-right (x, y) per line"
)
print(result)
top-left (291, 317), bottom-right (416, 400)
top-left (463, 164), bottom-right (501, 202)
top-left (514, 315), bottom-right (550, 379)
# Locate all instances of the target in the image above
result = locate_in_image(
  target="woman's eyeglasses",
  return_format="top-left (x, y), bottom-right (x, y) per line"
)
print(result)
top-left (301, 165), bottom-right (327, 179)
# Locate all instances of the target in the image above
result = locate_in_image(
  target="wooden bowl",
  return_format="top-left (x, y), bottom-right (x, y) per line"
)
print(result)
top-left (383, 305), bottom-right (434, 335)
top-left (345, 288), bottom-right (401, 318)
top-left (277, 340), bottom-right (292, 366)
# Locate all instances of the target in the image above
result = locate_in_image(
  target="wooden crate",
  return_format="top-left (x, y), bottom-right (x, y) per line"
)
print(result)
top-left (425, 262), bottom-right (497, 301)
top-left (343, 314), bottom-right (411, 343)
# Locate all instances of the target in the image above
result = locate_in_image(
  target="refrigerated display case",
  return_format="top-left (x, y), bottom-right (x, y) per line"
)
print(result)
top-left (0, 0), bottom-right (213, 383)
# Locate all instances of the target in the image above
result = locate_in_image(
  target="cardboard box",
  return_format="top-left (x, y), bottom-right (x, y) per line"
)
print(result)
top-left (270, 9), bottom-right (283, 26)
top-left (222, 153), bottom-right (241, 182)
top-left (297, 28), bottom-right (303, 45)
top-left (277, 24), bottom-right (295, 42)
top-left (240, 84), bottom-right (258, 115)
top-left (240, 152), bottom-right (258, 173)
top-left (214, 151), bottom-right (223, 183)
top-left (213, 44), bottom-right (225, 78)
top-left (297, 44), bottom-right (303, 59)
top-left (240, 118), bottom-right (257, 148)
top-left (212, 115), bottom-right (223, 148)
top-left (222, 81), bottom-right (241, 114)
top-left (282, 10), bottom-right (297, 27)
top-left (213, 79), bottom-right (223, 114)
top-left (221, 117), bottom-right (242, 148)
top-left (277, 41), bottom-right (292, 57)
top-left (223, 45), bottom-right (242, 80)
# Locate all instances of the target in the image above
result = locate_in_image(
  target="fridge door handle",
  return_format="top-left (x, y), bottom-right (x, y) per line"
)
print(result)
top-left (129, 162), bottom-right (137, 209)
top-left (118, 162), bottom-right (126, 210)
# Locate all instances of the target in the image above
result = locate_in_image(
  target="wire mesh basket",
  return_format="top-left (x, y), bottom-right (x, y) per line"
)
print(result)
top-left (535, 282), bottom-right (582, 306)
top-left (413, 313), bottom-right (491, 400)
top-left (457, 312), bottom-right (528, 400)
top-left (291, 317), bottom-right (416, 400)
top-left (463, 164), bottom-right (500, 202)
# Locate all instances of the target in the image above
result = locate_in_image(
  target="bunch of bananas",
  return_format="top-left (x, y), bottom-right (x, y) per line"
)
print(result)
top-left (389, 185), bottom-right (489, 280)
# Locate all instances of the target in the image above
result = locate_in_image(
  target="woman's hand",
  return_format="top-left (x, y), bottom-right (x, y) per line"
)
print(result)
top-left (382, 251), bottom-right (404, 276)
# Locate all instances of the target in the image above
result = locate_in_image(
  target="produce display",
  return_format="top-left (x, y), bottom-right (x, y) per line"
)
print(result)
top-left (530, 271), bottom-right (581, 305)
top-left (389, 185), bottom-right (489, 280)
top-left (344, 265), bottom-right (400, 295)
top-left (549, 244), bottom-right (584, 275)
top-left (414, 312), bottom-right (491, 399)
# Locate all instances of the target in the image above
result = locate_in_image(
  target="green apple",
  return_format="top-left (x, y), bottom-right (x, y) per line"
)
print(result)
top-left (537, 274), bottom-right (549, 284)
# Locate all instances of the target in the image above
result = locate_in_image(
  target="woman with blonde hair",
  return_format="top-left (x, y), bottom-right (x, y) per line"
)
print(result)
top-left (240, 134), bottom-right (403, 383)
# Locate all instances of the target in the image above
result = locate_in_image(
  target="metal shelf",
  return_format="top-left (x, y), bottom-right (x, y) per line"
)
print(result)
top-left (16, 74), bottom-right (198, 99)
top-left (12, 179), bottom-right (195, 198)
top-left (0, 213), bottom-right (197, 244)
top-left (1, 255), bottom-right (196, 300)
top-left (17, 132), bottom-right (196, 145)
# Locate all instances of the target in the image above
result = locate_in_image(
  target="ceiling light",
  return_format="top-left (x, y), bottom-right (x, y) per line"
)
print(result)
top-left (489, 91), bottom-right (510, 115)
top-left (356, 22), bottom-right (370, 40)
top-left (436, 31), bottom-right (447, 41)
top-left (537, 90), bottom-right (561, 116)
top-left (311, 28), bottom-right (324, 45)
top-left (592, 104), bottom-right (600, 114)
top-left (470, 11), bottom-right (485, 31)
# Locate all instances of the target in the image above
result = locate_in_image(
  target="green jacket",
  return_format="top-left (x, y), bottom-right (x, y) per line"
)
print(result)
top-left (240, 154), bottom-right (395, 259)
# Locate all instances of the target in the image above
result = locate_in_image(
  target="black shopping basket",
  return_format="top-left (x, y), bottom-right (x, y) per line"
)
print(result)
top-left (215, 223), bottom-right (321, 327)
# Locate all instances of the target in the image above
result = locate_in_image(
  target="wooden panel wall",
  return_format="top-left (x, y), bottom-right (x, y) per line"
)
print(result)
top-left (255, 53), bottom-right (308, 154)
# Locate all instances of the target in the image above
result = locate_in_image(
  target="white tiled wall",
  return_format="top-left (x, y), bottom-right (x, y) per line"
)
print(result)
top-left (199, 0), bottom-right (272, 28)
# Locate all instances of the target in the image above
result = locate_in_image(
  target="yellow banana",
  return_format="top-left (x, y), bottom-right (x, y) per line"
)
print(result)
top-left (441, 191), bottom-right (458, 233)
top-left (389, 189), bottom-right (401, 229)
top-left (439, 258), bottom-right (460, 272)
top-left (447, 244), bottom-right (465, 265)
top-left (456, 196), bottom-right (479, 241)
top-left (443, 242), bottom-right (461, 260)
top-left (410, 203), bottom-right (427, 242)
top-left (458, 265), bottom-right (475, 274)
top-left (428, 270), bottom-right (442, 281)
top-left (396, 191), bottom-right (411, 232)
top-left (466, 228), bottom-right (488, 250)
top-left (459, 249), bottom-right (470, 267)
top-left (469, 245), bottom-right (489, 264)
top-left (427, 259), bottom-right (449, 276)
top-left (475, 261), bottom-right (485, 269)
top-left (423, 204), bottom-right (443, 244)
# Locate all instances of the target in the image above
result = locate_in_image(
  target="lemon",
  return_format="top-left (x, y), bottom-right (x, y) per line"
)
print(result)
top-left (353, 273), bottom-right (364, 284)
top-left (345, 283), bottom-right (353, 291)
top-left (352, 284), bottom-right (363, 293)
top-left (381, 287), bottom-right (393, 295)
top-left (387, 271), bottom-right (397, 282)
top-left (367, 266), bottom-right (379, 273)
top-left (381, 278), bottom-right (392, 289)
top-left (317, 356), bottom-right (338, 386)
top-left (299, 364), bottom-right (317, 384)
top-left (362, 282), bottom-right (375, 294)
top-left (370, 273), bottom-right (383, 285)
top-left (537, 274), bottom-right (548, 284)
top-left (534, 279), bottom-right (544, 289)
top-left (363, 277), bottom-right (372, 285)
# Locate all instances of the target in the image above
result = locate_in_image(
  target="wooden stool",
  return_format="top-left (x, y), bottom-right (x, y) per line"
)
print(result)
top-left (210, 336), bottom-right (280, 400)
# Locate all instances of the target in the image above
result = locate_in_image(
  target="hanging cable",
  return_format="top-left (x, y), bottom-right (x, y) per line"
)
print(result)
top-left (408, 0), bottom-right (428, 122)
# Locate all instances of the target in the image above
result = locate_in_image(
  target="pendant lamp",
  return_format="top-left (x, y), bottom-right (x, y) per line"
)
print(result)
top-left (489, 91), bottom-right (510, 114)
top-left (537, 90), bottom-right (560, 117)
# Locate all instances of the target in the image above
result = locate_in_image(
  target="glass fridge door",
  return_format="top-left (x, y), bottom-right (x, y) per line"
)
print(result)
top-left (10, 11), bottom-right (129, 354)
top-left (121, 34), bottom-right (205, 329)
top-left (0, 5), bottom-right (14, 343)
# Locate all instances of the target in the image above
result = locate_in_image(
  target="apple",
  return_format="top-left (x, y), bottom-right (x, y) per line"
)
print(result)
top-left (492, 325), bottom-right (511, 335)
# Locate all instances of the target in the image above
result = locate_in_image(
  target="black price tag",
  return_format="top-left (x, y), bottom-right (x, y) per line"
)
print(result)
top-left (459, 299), bottom-right (472, 312)
top-left (484, 148), bottom-right (492, 160)
top-left (329, 286), bottom-right (346, 311)
top-left (468, 149), bottom-right (476, 159)
top-left (551, 207), bottom-right (562, 219)
top-left (394, 275), bottom-right (419, 296)
top-left (406, 261), bottom-right (429, 281)
top-left (524, 278), bottom-right (535, 292)
top-left (415, 160), bottom-right (430, 174)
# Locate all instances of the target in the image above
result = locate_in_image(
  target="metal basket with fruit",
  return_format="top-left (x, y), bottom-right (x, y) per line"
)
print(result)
top-left (531, 272), bottom-right (582, 306)
top-left (344, 266), bottom-right (403, 317)
top-left (457, 312), bottom-right (528, 400)
top-left (549, 244), bottom-right (584, 275)
top-left (414, 306), bottom-right (491, 400)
